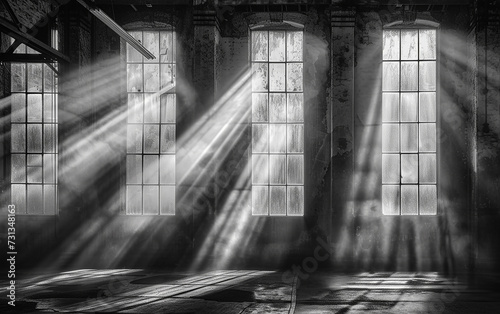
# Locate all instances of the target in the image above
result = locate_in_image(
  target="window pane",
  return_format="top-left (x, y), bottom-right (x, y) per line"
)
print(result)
top-left (401, 30), bottom-right (418, 60)
top-left (160, 94), bottom-right (176, 123)
top-left (400, 123), bottom-right (418, 153)
top-left (144, 125), bottom-right (159, 153)
top-left (269, 31), bottom-right (285, 62)
top-left (252, 124), bottom-right (268, 153)
top-left (160, 32), bottom-right (174, 63)
top-left (252, 63), bottom-right (268, 92)
top-left (27, 64), bottom-right (43, 92)
top-left (126, 155), bottom-right (142, 184)
top-left (252, 186), bottom-right (269, 215)
top-left (27, 124), bottom-right (42, 153)
top-left (144, 94), bottom-right (160, 123)
top-left (270, 63), bottom-right (285, 91)
top-left (27, 184), bottom-right (43, 214)
top-left (127, 32), bottom-right (143, 62)
top-left (128, 94), bottom-right (143, 123)
top-left (44, 185), bottom-right (56, 215)
top-left (11, 184), bottom-right (26, 214)
top-left (143, 155), bottom-right (159, 184)
top-left (382, 124), bottom-right (399, 153)
top-left (43, 154), bottom-right (56, 183)
top-left (11, 124), bottom-right (26, 153)
top-left (143, 31), bottom-right (160, 61)
top-left (419, 61), bottom-right (436, 91)
top-left (269, 93), bottom-right (286, 122)
top-left (270, 186), bottom-right (286, 215)
top-left (419, 154), bottom-right (437, 184)
top-left (419, 30), bottom-right (436, 60)
top-left (160, 186), bottom-right (175, 215)
top-left (44, 124), bottom-right (56, 153)
top-left (419, 92), bottom-right (436, 122)
top-left (143, 186), bottom-right (159, 215)
top-left (160, 155), bottom-right (175, 184)
top-left (43, 94), bottom-right (56, 122)
top-left (252, 154), bottom-right (269, 184)
top-left (401, 185), bottom-right (418, 215)
top-left (287, 186), bottom-right (304, 216)
top-left (400, 93), bottom-right (418, 122)
top-left (401, 154), bottom-right (418, 183)
top-left (287, 124), bottom-right (304, 153)
top-left (382, 93), bottom-right (399, 122)
top-left (127, 64), bottom-right (143, 92)
top-left (43, 64), bottom-right (54, 92)
top-left (11, 64), bottom-right (26, 92)
top-left (27, 166), bottom-right (43, 183)
top-left (126, 185), bottom-right (142, 214)
top-left (161, 64), bottom-right (175, 90)
top-left (401, 62), bottom-right (418, 91)
top-left (251, 31), bottom-right (268, 62)
top-left (27, 94), bottom-right (43, 122)
top-left (382, 185), bottom-right (400, 215)
top-left (287, 93), bottom-right (303, 122)
top-left (144, 64), bottom-right (160, 92)
top-left (382, 154), bottom-right (399, 184)
top-left (269, 155), bottom-right (286, 184)
top-left (287, 155), bottom-right (304, 185)
top-left (382, 62), bottom-right (399, 91)
top-left (27, 154), bottom-right (42, 166)
top-left (287, 31), bottom-right (303, 61)
top-left (127, 125), bottom-right (143, 153)
top-left (252, 93), bottom-right (268, 122)
top-left (287, 63), bottom-right (303, 92)
top-left (11, 94), bottom-right (26, 122)
top-left (383, 30), bottom-right (400, 60)
top-left (11, 154), bottom-right (26, 183)
top-left (269, 124), bottom-right (286, 153)
top-left (419, 185), bottom-right (437, 215)
top-left (419, 123), bottom-right (436, 152)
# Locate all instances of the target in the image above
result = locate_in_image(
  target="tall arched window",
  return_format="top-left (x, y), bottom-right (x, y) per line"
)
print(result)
top-left (382, 28), bottom-right (438, 215)
top-left (250, 28), bottom-right (304, 216)
top-left (125, 30), bottom-right (176, 215)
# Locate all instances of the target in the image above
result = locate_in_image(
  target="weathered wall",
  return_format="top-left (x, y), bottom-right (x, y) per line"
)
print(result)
top-left (476, 15), bottom-right (500, 273)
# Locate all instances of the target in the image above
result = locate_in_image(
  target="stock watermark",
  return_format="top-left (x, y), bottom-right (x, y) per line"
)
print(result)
top-left (6, 204), bottom-right (17, 307)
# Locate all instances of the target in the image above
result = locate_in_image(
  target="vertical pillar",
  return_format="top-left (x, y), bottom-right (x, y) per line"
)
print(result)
top-left (331, 7), bottom-right (355, 267)
top-left (58, 3), bottom-right (93, 218)
top-left (190, 5), bottom-right (221, 254)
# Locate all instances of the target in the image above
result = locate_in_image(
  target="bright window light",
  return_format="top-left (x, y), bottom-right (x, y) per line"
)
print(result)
top-left (251, 30), bottom-right (304, 216)
top-left (125, 30), bottom-right (176, 215)
top-left (382, 29), bottom-right (437, 215)
top-left (10, 34), bottom-right (59, 215)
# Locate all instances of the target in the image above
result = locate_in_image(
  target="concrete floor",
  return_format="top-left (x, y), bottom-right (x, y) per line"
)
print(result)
top-left (1, 269), bottom-right (499, 313)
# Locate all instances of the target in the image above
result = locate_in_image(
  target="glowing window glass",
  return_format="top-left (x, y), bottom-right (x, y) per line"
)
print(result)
top-left (382, 29), bottom-right (437, 215)
top-left (126, 31), bottom-right (176, 215)
top-left (10, 32), bottom-right (58, 215)
top-left (251, 30), bottom-right (304, 216)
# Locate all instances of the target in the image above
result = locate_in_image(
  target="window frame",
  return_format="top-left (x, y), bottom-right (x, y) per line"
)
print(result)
top-left (123, 29), bottom-right (177, 216)
top-left (9, 30), bottom-right (59, 215)
top-left (249, 26), bottom-right (305, 217)
top-left (381, 25), bottom-right (441, 216)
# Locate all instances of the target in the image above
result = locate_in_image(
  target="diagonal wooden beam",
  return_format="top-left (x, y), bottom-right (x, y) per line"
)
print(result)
top-left (76, 0), bottom-right (156, 60)
top-left (0, 17), bottom-right (69, 63)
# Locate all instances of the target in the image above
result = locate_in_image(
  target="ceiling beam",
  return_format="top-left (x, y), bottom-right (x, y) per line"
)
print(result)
top-left (76, 0), bottom-right (156, 60)
top-left (0, 53), bottom-right (56, 63)
top-left (0, 17), bottom-right (69, 63)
